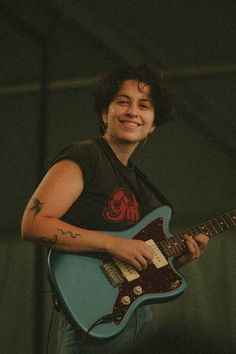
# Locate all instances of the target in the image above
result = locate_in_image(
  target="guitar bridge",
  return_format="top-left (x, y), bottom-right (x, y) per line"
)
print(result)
top-left (100, 259), bottom-right (124, 287)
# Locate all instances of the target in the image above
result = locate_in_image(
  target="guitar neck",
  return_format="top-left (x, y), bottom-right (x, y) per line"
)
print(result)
top-left (159, 210), bottom-right (236, 257)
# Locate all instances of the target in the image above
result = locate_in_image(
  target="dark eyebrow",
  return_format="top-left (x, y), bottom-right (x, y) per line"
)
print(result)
top-left (140, 98), bottom-right (152, 102)
top-left (115, 94), bottom-right (130, 99)
top-left (115, 94), bottom-right (152, 103)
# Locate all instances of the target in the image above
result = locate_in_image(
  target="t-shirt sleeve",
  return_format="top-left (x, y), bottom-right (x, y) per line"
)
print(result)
top-left (50, 140), bottom-right (99, 185)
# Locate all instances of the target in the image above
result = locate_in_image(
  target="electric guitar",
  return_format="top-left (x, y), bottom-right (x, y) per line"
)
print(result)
top-left (48, 205), bottom-right (236, 339)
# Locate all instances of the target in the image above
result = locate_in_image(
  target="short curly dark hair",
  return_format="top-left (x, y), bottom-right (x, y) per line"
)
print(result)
top-left (94, 63), bottom-right (176, 134)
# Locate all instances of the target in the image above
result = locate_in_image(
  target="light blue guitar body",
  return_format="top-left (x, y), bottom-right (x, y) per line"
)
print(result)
top-left (48, 206), bottom-right (187, 338)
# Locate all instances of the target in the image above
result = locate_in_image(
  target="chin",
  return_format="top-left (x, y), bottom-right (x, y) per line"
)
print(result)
top-left (119, 135), bottom-right (143, 145)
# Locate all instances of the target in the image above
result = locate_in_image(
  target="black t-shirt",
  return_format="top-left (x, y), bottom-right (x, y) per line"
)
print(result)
top-left (51, 138), bottom-right (161, 231)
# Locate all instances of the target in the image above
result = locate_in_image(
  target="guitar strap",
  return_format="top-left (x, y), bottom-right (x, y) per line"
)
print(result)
top-left (134, 165), bottom-right (175, 214)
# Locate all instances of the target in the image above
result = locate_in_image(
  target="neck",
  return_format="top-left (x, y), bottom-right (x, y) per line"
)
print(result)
top-left (103, 134), bottom-right (138, 166)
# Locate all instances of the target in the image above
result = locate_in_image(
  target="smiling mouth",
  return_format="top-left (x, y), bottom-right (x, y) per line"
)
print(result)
top-left (119, 120), bottom-right (141, 128)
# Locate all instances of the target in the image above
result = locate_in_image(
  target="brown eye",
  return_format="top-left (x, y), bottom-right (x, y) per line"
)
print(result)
top-left (117, 100), bottom-right (129, 105)
top-left (139, 99), bottom-right (153, 110)
top-left (140, 103), bottom-right (149, 109)
top-left (140, 103), bottom-right (152, 110)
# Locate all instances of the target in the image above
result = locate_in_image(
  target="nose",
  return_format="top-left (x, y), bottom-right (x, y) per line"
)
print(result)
top-left (126, 103), bottom-right (138, 117)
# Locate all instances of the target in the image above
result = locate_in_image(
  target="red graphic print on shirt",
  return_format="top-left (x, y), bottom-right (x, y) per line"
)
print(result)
top-left (103, 188), bottom-right (140, 224)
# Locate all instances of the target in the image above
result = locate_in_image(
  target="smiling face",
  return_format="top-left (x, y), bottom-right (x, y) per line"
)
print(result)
top-left (103, 80), bottom-right (155, 147)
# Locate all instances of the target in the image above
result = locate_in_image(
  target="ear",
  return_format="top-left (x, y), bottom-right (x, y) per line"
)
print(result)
top-left (149, 125), bottom-right (156, 134)
top-left (102, 113), bottom-right (108, 133)
top-left (102, 113), bottom-right (108, 124)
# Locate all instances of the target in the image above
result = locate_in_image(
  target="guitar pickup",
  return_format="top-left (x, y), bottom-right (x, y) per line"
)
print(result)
top-left (145, 239), bottom-right (168, 269)
top-left (112, 239), bottom-right (168, 281)
top-left (113, 258), bottom-right (140, 282)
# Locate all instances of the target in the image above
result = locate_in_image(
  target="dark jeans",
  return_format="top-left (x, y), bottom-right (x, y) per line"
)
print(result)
top-left (57, 307), bottom-right (156, 354)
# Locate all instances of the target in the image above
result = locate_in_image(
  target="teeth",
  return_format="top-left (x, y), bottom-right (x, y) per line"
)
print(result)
top-left (121, 121), bottom-right (140, 127)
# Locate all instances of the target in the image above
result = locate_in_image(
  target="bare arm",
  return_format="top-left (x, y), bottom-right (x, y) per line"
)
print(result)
top-left (21, 160), bottom-right (208, 270)
top-left (21, 160), bottom-right (153, 271)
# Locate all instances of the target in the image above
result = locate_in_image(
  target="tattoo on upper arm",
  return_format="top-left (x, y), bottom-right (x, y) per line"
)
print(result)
top-left (27, 198), bottom-right (44, 217)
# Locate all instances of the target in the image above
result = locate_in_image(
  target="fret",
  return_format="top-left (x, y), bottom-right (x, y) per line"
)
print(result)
top-left (209, 220), bottom-right (218, 234)
top-left (223, 211), bottom-right (236, 229)
top-left (160, 237), bottom-right (185, 257)
top-left (197, 223), bottom-right (212, 237)
top-left (220, 216), bottom-right (230, 228)
top-left (186, 230), bottom-right (194, 236)
top-left (165, 239), bottom-right (177, 257)
top-left (225, 214), bottom-right (236, 227)
top-left (159, 239), bottom-right (172, 257)
top-left (216, 216), bottom-right (229, 232)
top-left (173, 232), bottom-right (184, 242)
top-left (176, 234), bottom-right (187, 250)
top-left (154, 210), bottom-right (235, 262)
top-left (157, 239), bottom-right (167, 256)
top-left (171, 236), bottom-right (186, 256)
top-left (167, 238), bottom-right (180, 256)
top-left (229, 211), bottom-right (236, 225)
top-left (177, 236), bottom-right (188, 256)
top-left (172, 238), bottom-right (183, 254)
top-left (204, 223), bottom-right (215, 238)
top-left (172, 210), bottom-right (236, 247)
top-left (225, 216), bottom-right (233, 227)
top-left (193, 225), bottom-right (202, 235)
top-left (211, 220), bottom-right (223, 234)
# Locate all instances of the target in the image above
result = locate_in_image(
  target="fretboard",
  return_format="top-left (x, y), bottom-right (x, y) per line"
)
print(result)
top-left (159, 210), bottom-right (236, 257)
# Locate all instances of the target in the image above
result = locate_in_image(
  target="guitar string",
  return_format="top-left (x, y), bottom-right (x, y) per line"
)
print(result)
top-left (152, 210), bottom-right (236, 257)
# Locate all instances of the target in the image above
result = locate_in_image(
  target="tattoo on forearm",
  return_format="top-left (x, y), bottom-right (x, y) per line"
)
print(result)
top-left (38, 228), bottom-right (83, 247)
top-left (39, 235), bottom-right (57, 245)
top-left (27, 198), bottom-right (44, 217)
top-left (57, 228), bottom-right (84, 239)
top-left (38, 227), bottom-right (83, 247)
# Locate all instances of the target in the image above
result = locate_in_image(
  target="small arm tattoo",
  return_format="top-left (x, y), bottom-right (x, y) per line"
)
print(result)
top-left (57, 228), bottom-right (84, 239)
top-left (39, 235), bottom-right (57, 246)
top-left (38, 228), bottom-right (83, 247)
top-left (27, 198), bottom-right (44, 217)
top-left (28, 197), bottom-right (84, 246)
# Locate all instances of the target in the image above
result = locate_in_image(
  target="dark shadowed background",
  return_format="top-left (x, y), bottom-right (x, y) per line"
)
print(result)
top-left (0, 1), bottom-right (235, 353)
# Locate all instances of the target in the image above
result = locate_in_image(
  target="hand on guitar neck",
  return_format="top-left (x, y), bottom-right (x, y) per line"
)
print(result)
top-left (173, 233), bottom-right (209, 268)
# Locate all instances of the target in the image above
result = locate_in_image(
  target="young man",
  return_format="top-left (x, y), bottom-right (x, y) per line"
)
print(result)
top-left (21, 64), bottom-right (208, 353)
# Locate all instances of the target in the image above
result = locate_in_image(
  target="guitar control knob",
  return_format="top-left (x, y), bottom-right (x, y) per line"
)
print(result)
top-left (133, 286), bottom-right (143, 296)
top-left (121, 296), bottom-right (131, 305)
